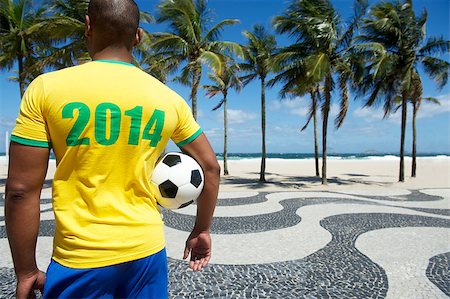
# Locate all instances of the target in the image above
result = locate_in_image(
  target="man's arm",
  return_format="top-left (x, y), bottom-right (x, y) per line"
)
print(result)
top-left (180, 133), bottom-right (220, 271)
top-left (5, 142), bottom-right (49, 298)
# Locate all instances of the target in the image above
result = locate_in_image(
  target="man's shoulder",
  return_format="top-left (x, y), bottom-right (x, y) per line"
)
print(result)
top-left (39, 64), bottom-right (87, 81)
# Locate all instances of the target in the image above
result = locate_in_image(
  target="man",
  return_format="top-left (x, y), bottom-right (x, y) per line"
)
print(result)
top-left (5, 0), bottom-right (220, 298)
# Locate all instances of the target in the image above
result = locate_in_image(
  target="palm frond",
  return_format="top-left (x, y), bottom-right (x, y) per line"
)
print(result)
top-left (151, 32), bottom-right (189, 54)
top-left (337, 0), bottom-right (368, 49)
top-left (421, 56), bottom-right (450, 89)
top-left (240, 73), bottom-right (257, 86)
top-left (422, 97), bottom-right (441, 105)
top-left (301, 92), bottom-right (318, 131)
top-left (208, 41), bottom-right (245, 59)
top-left (212, 98), bottom-right (225, 111)
top-left (419, 36), bottom-right (450, 56)
top-left (203, 84), bottom-right (222, 98)
top-left (199, 50), bottom-right (224, 74)
top-left (203, 19), bottom-right (239, 42)
top-left (335, 71), bottom-right (349, 128)
top-left (305, 52), bottom-right (330, 82)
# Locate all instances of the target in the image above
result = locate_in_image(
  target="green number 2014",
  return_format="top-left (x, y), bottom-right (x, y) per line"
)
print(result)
top-left (62, 102), bottom-right (165, 147)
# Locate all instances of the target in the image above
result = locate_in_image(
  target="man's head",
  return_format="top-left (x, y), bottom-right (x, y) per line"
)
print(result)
top-left (85, 0), bottom-right (142, 57)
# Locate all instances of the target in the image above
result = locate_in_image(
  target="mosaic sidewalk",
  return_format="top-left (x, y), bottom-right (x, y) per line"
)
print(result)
top-left (1, 189), bottom-right (449, 298)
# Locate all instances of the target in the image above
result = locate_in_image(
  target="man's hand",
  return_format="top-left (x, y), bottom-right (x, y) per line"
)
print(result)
top-left (16, 269), bottom-right (46, 299)
top-left (183, 230), bottom-right (212, 271)
top-left (180, 133), bottom-right (220, 271)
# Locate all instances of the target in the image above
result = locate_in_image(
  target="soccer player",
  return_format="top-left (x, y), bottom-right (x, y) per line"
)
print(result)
top-left (5, 0), bottom-right (220, 298)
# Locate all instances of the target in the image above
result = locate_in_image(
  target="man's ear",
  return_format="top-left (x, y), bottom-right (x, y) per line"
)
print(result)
top-left (134, 28), bottom-right (144, 46)
top-left (85, 15), bottom-right (91, 37)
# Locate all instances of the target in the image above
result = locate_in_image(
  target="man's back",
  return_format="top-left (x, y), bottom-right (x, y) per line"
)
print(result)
top-left (12, 60), bottom-right (202, 268)
top-left (6, 1), bottom-right (218, 297)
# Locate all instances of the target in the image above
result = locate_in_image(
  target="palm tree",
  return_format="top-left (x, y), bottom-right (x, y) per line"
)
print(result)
top-left (0, 0), bottom-right (48, 96)
top-left (409, 74), bottom-right (442, 177)
top-left (135, 31), bottom-right (177, 83)
top-left (203, 62), bottom-right (242, 175)
top-left (41, 0), bottom-right (89, 68)
top-left (304, 86), bottom-right (321, 177)
top-left (393, 70), bottom-right (442, 177)
top-left (139, 51), bottom-right (178, 84)
top-left (356, 0), bottom-right (449, 181)
top-left (273, 0), bottom-right (368, 184)
top-left (298, 85), bottom-right (322, 177)
top-left (152, 0), bottom-right (242, 119)
top-left (240, 24), bottom-right (277, 182)
top-left (42, 0), bottom-right (153, 69)
top-left (269, 43), bottom-right (322, 177)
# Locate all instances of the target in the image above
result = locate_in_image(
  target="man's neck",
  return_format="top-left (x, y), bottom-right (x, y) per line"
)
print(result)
top-left (91, 47), bottom-right (133, 64)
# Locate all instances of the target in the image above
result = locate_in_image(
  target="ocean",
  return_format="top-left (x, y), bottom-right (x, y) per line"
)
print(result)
top-left (215, 153), bottom-right (450, 161)
top-left (0, 152), bottom-right (448, 161)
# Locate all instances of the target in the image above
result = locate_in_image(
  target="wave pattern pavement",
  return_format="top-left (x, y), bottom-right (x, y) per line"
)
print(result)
top-left (0, 189), bottom-right (449, 298)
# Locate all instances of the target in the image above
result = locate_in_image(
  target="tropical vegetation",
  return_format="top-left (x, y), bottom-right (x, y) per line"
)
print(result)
top-left (354, 0), bottom-right (449, 181)
top-left (240, 25), bottom-right (277, 182)
top-left (0, 0), bottom-right (448, 185)
top-left (151, 0), bottom-right (243, 120)
top-left (0, 0), bottom-right (48, 96)
top-left (203, 61), bottom-right (242, 175)
top-left (272, 0), bottom-right (368, 184)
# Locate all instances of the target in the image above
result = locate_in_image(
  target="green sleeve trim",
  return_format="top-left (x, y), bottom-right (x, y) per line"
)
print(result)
top-left (95, 59), bottom-right (135, 67)
top-left (176, 128), bottom-right (203, 147)
top-left (10, 135), bottom-right (51, 148)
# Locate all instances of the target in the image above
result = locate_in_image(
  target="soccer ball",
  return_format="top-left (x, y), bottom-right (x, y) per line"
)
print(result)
top-left (151, 152), bottom-right (204, 209)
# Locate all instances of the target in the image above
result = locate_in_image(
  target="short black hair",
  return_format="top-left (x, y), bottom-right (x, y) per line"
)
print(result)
top-left (87, 0), bottom-right (140, 49)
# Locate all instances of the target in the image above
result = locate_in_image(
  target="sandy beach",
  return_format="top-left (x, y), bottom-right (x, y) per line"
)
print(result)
top-left (218, 156), bottom-right (450, 192)
top-left (1, 156), bottom-right (449, 194)
top-left (1, 156), bottom-right (449, 298)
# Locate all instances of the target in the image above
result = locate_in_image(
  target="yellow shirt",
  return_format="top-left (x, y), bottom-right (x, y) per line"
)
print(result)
top-left (11, 60), bottom-right (202, 268)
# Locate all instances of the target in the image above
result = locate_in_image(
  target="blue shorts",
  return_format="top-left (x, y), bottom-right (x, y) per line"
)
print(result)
top-left (43, 248), bottom-right (168, 299)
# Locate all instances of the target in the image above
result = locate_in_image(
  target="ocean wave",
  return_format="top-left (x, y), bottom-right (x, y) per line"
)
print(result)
top-left (1, 153), bottom-right (448, 162)
top-left (218, 153), bottom-right (449, 161)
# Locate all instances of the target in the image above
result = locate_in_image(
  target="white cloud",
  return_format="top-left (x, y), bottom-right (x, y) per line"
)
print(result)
top-left (269, 96), bottom-right (310, 117)
top-left (329, 103), bottom-right (340, 119)
top-left (269, 97), bottom-right (343, 120)
top-left (197, 109), bottom-right (204, 118)
top-left (417, 94), bottom-right (450, 119)
top-left (273, 125), bottom-right (299, 134)
top-left (339, 122), bottom-right (390, 138)
top-left (0, 117), bottom-right (15, 129)
top-left (268, 97), bottom-right (310, 115)
top-left (203, 127), bottom-right (222, 138)
top-left (353, 95), bottom-right (450, 124)
top-left (353, 94), bottom-right (450, 124)
top-left (353, 107), bottom-right (386, 122)
top-left (229, 126), bottom-right (261, 137)
top-left (227, 109), bottom-right (258, 124)
top-left (291, 107), bottom-right (309, 117)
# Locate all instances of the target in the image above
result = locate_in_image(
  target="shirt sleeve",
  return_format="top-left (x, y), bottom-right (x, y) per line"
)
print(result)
top-left (11, 76), bottom-right (51, 148)
top-left (171, 97), bottom-right (202, 147)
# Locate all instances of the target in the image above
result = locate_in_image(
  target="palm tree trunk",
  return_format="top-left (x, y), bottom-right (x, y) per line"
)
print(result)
top-left (313, 88), bottom-right (320, 177)
top-left (223, 94), bottom-right (229, 175)
top-left (399, 90), bottom-right (408, 182)
top-left (411, 101), bottom-right (417, 177)
top-left (322, 76), bottom-right (331, 185)
top-left (260, 76), bottom-right (266, 182)
top-left (18, 53), bottom-right (25, 97)
top-left (191, 66), bottom-right (202, 120)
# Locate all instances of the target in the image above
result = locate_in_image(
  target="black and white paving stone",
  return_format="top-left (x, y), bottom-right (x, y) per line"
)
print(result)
top-left (1, 189), bottom-right (449, 298)
top-left (427, 253), bottom-right (450, 297)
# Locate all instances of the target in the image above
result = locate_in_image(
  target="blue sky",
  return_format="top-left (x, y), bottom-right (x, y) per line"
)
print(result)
top-left (1, 0), bottom-right (449, 154)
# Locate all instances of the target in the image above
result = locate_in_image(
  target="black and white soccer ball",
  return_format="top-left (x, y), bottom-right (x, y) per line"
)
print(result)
top-left (151, 152), bottom-right (204, 209)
